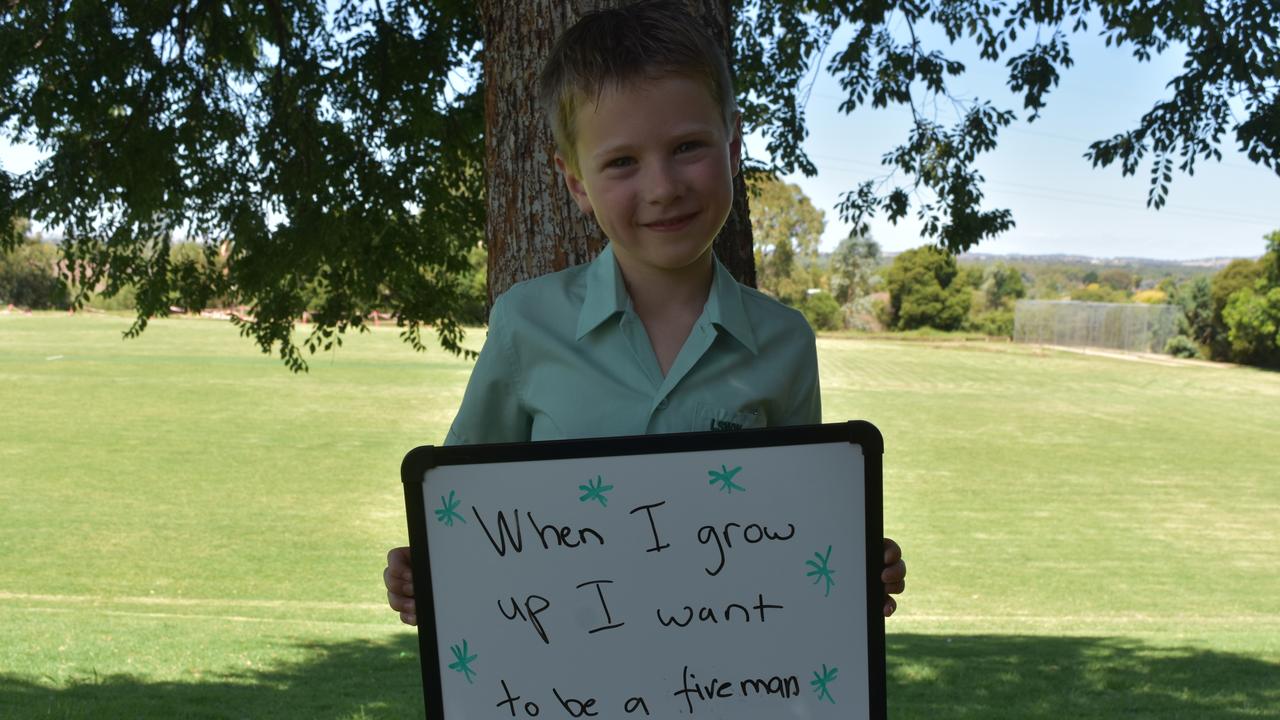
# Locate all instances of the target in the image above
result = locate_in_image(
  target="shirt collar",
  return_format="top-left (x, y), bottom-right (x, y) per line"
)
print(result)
top-left (704, 251), bottom-right (759, 355)
top-left (576, 244), bottom-right (630, 339)
top-left (575, 244), bottom-right (759, 355)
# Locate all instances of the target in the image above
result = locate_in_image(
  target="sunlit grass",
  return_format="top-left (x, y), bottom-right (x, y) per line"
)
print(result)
top-left (1, 313), bottom-right (1277, 718)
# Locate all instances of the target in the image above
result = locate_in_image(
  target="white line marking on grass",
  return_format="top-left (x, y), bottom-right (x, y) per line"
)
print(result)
top-left (0, 591), bottom-right (384, 611)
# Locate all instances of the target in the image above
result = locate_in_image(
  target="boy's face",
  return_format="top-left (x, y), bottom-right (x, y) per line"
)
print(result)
top-left (555, 75), bottom-right (741, 280)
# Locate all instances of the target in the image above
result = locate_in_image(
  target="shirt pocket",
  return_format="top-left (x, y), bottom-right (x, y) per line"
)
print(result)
top-left (693, 403), bottom-right (768, 432)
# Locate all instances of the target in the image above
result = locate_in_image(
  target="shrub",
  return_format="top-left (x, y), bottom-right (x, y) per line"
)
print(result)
top-left (1222, 285), bottom-right (1280, 369)
top-left (885, 245), bottom-right (970, 330)
top-left (872, 293), bottom-right (892, 329)
top-left (800, 291), bottom-right (842, 331)
top-left (82, 284), bottom-right (138, 311)
top-left (1164, 335), bottom-right (1201, 359)
top-left (968, 309), bottom-right (1014, 338)
top-left (0, 240), bottom-right (68, 309)
top-left (1209, 258), bottom-right (1263, 359)
top-left (1173, 276), bottom-right (1214, 347)
top-left (842, 294), bottom-right (885, 332)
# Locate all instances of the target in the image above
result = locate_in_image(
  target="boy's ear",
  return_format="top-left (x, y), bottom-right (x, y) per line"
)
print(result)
top-left (554, 152), bottom-right (594, 217)
top-left (729, 112), bottom-right (743, 178)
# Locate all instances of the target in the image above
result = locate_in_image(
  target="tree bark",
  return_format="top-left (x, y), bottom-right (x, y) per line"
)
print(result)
top-left (479, 0), bottom-right (755, 307)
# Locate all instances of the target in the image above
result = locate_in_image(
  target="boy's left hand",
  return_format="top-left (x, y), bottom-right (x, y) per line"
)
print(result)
top-left (882, 537), bottom-right (906, 617)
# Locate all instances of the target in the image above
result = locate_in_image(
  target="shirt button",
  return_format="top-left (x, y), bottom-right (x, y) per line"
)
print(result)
top-left (657, 398), bottom-right (669, 410)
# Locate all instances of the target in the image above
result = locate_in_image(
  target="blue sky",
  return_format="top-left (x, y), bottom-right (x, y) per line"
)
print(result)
top-left (744, 22), bottom-right (1279, 261)
top-left (4, 19), bottom-right (1276, 262)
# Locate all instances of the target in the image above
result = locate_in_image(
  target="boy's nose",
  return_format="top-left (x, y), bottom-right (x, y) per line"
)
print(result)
top-left (643, 161), bottom-right (683, 204)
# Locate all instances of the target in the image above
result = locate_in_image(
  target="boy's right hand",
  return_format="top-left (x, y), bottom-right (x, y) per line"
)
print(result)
top-left (384, 546), bottom-right (417, 626)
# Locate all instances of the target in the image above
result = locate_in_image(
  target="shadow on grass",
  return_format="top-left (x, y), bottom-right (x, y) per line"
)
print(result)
top-left (0, 634), bottom-right (424, 720)
top-left (2, 633), bottom-right (1277, 719)
top-left (888, 634), bottom-right (1280, 719)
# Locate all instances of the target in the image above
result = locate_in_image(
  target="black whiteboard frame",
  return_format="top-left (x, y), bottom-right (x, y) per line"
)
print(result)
top-left (400, 420), bottom-right (885, 719)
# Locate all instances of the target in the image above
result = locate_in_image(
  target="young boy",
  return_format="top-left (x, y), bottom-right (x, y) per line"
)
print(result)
top-left (384, 0), bottom-right (905, 623)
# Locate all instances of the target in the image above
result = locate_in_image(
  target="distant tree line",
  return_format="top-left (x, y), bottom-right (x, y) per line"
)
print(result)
top-left (874, 232), bottom-right (1280, 370)
top-left (0, 220), bottom-right (66, 310)
top-left (1169, 231), bottom-right (1280, 368)
top-left (8, 206), bottom-right (1277, 370)
top-left (744, 173), bottom-right (1030, 337)
top-left (742, 175), bottom-right (1279, 369)
top-left (2, 217), bottom-right (490, 326)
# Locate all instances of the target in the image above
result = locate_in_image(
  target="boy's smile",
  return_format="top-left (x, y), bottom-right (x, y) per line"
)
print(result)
top-left (556, 75), bottom-right (741, 283)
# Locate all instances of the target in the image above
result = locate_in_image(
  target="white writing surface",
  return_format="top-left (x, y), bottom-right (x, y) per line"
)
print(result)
top-left (419, 439), bottom-right (871, 718)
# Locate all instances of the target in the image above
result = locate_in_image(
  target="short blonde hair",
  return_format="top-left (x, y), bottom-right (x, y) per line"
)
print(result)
top-left (537, 0), bottom-right (738, 174)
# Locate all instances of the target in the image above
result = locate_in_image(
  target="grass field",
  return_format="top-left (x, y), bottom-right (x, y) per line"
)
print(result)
top-left (2, 313), bottom-right (1277, 718)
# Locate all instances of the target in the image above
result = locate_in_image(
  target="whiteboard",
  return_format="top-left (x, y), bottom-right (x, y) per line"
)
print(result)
top-left (401, 422), bottom-right (884, 719)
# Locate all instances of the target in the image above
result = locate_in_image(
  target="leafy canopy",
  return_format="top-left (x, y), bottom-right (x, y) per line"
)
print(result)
top-left (736, 0), bottom-right (1279, 244)
top-left (3, 0), bottom-right (1276, 368)
top-left (1, 0), bottom-right (483, 370)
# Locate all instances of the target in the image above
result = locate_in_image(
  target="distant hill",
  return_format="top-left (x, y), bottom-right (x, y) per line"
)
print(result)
top-left (805, 249), bottom-right (1255, 295)
top-left (951, 252), bottom-right (1251, 269)
top-left (849, 251), bottom-right (1250, 282)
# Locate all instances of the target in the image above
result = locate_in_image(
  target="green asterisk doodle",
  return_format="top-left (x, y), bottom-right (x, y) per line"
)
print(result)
top-left (811, 663), bottom-right (838, 704)
top-left (448, 640), bottom-right (478, 684)
top-left (578, 475), bottom-right (614, 508)
top-left (435, 490), bottom-right (466, 527)
top-left (806, 545), bottom-right (836, 597)
top-left (708, 464), bottom-right (745, 494)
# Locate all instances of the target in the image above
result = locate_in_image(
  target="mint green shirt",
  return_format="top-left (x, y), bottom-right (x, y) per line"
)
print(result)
top-left (444, 245), bottom-right (820, 445)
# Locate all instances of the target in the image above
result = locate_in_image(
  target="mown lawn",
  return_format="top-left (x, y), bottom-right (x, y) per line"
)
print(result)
top-left (1, 313), bottom-right (1277, 718)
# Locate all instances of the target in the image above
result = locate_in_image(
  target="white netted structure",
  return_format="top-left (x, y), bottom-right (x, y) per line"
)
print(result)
top-left (1013, 300), bottom-right (1181, 353)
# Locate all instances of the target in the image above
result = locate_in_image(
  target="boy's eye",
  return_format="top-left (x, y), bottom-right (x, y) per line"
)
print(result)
top-left (606, 157), bottom-right (634, 169)
top-left (675, 141), bottom-right (704, 153)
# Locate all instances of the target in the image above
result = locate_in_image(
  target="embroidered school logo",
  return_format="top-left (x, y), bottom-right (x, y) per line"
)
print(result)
top-left (709, 419), bottom-right (743, 431)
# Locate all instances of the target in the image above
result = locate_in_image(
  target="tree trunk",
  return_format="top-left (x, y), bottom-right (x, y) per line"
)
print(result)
top-left (479, 0), bottom-right (755, 308)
